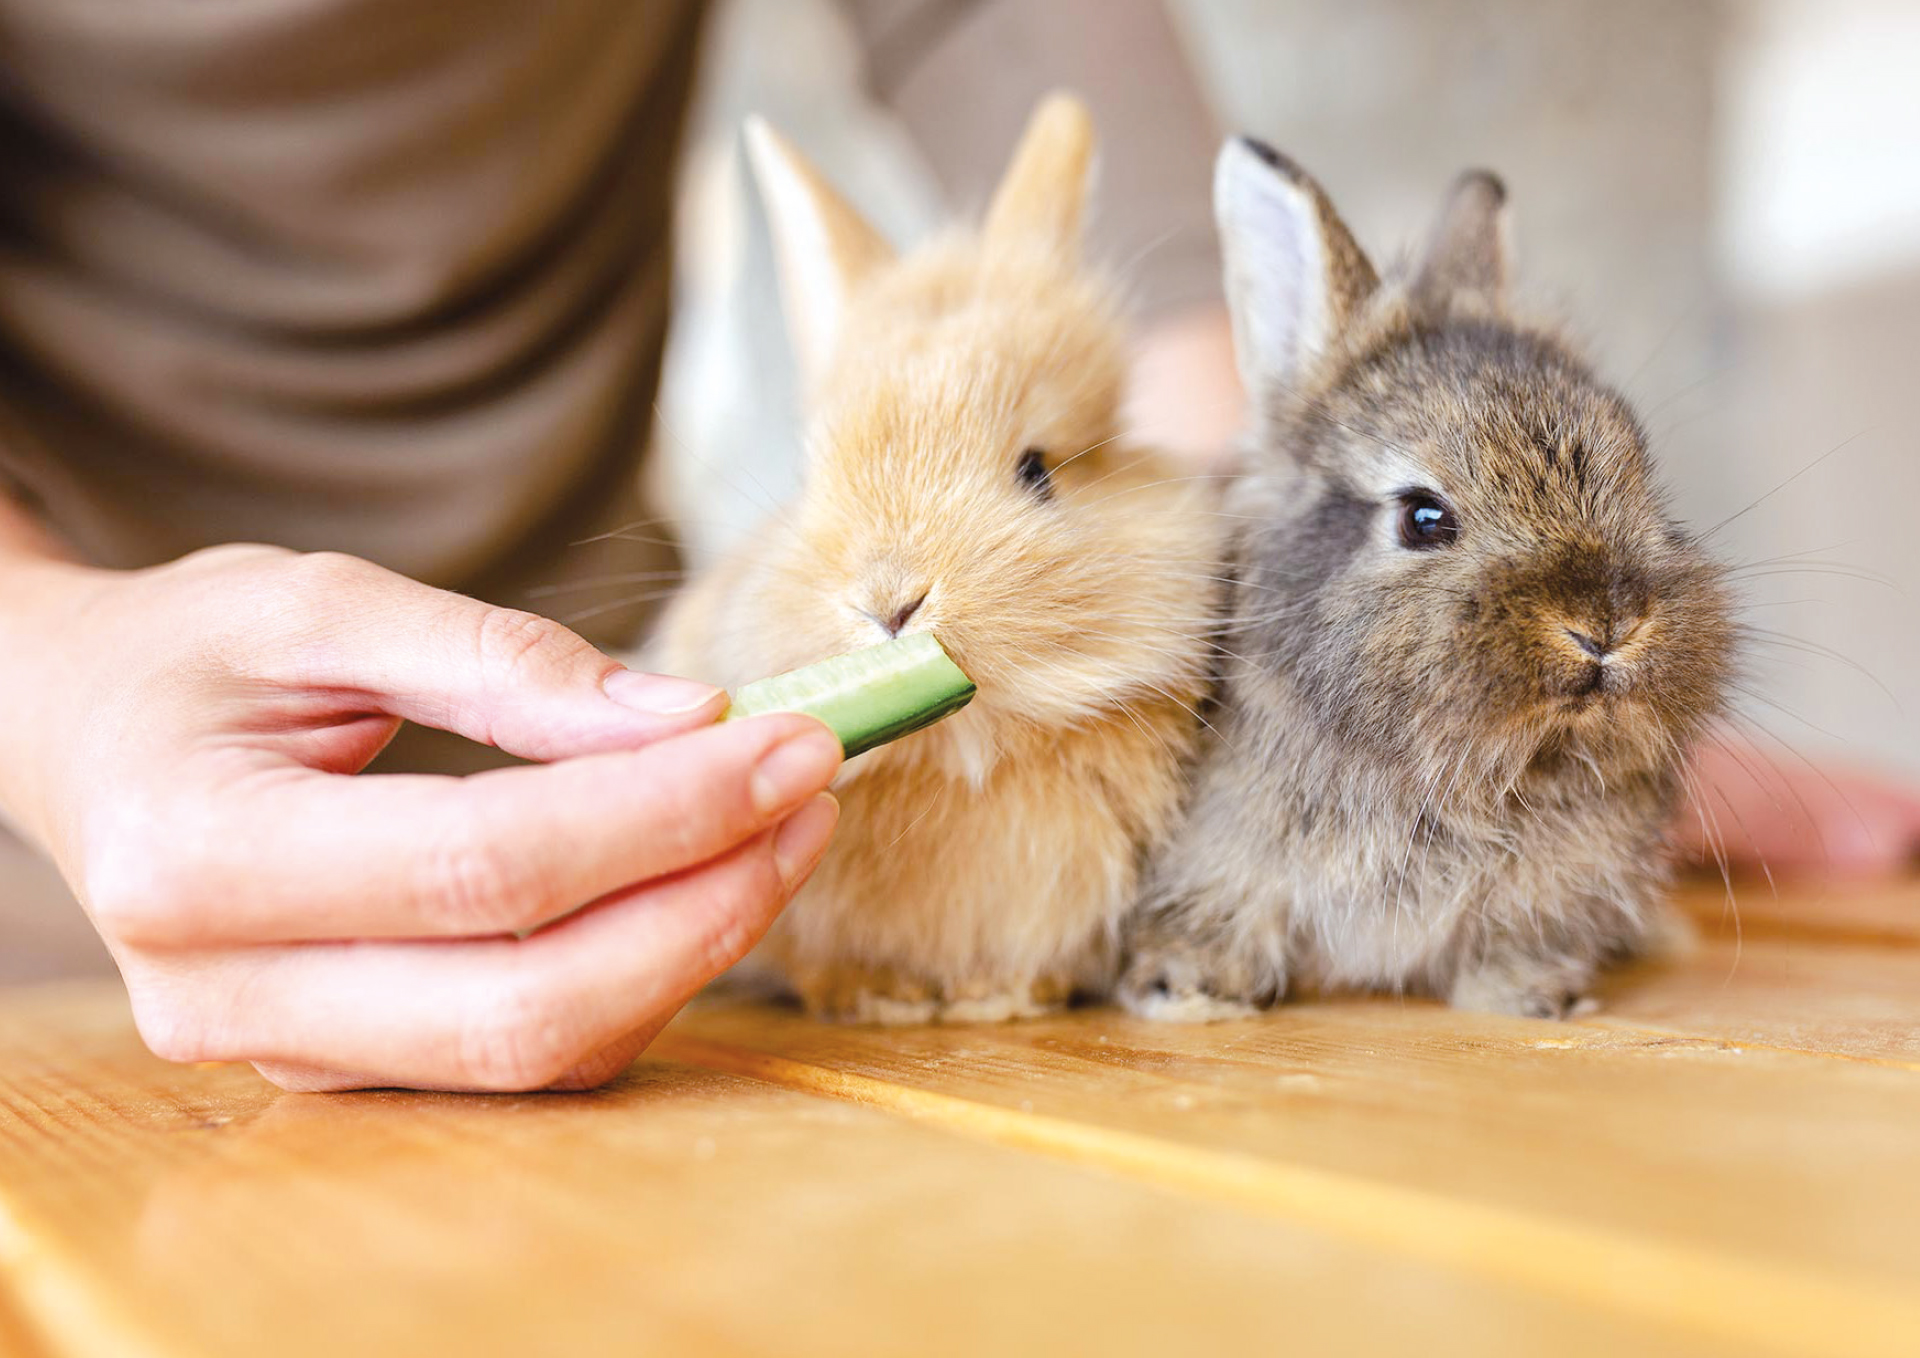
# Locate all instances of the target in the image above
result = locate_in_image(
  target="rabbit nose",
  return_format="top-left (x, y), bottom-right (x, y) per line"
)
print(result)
top-left (1565, 628), bottom-right (1610, 660)
top-left (869, 592), bottom-right (927, 637)
top-left (1564, 610), bottom-right (1646, 661)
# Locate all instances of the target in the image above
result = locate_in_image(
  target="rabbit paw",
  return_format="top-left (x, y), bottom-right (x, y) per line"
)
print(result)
top-left (795, 963), bottom-right (940, 1025)
top-left (938, 972), bottom-right (1074, 1023)
top-left (1448, 956), bottom-right (1596, 1020)
top-left (1117, 938), bottom-right (1280, 1022)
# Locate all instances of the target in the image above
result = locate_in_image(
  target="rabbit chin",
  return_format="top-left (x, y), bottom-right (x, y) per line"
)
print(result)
top-left (832, 664), bottom-right (1120, 792)
top-left (832, 699), bottom-right (1004, 792)
top-left (1520, 694), bottom-right (1685, 780)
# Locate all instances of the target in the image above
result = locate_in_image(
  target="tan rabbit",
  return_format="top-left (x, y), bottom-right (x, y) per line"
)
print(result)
top-left (652, 96), bottom-right (1223, 1022)
top-left (1120, 140), bottom-right (1735, 1021)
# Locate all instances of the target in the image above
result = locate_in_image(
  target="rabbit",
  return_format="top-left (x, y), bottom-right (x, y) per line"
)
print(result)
top-left (1118, 138), bottom-right (1735, 1022)
top-left (650, 95), bottom-right (1224, 1023)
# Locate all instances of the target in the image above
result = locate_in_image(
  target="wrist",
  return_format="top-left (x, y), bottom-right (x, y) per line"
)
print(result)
top-left (0, 548), bottom-right (111, 646)
top-left (0, 488), bottom-right (106, 616)
top-left (0, 516), bottom-right (117, 853)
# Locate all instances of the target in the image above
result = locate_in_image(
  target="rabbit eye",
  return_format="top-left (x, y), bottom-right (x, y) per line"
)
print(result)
top-left (1016, 448), bottom-right (1054, 501)
top-left (1397, 492), bottom-right (1459, 549)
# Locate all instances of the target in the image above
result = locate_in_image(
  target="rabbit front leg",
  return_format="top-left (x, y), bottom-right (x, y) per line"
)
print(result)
top-left (791, 962), bottom-right (1079, 1025)
top-left (1444, 901), bottom-right (1636, 1019)
top-left (1446, 946), bottom-right (1597, 1020)
top-left (939, 972), bottom-right (1077, 1023)
top-left (1446, 879), bottom-right (1655, 1019)
top-left (1118, 852), bottom-right (1289, 1020)
top-left (791, 961), bottom-right (942, 1025)
top-left (1119, 905), bottom-right (1285, 1020)
top-left (1119, 754), bottom-right (1294, 1020)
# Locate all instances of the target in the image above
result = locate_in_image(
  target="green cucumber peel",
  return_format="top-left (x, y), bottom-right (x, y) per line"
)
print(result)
top-left (722, 633), bottom-right (976, 758)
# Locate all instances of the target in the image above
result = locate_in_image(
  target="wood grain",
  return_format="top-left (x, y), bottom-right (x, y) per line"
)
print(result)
top-left (1674, 875), bottom-right (1920, 947)
top-left (1597, 935), bottom-right (1920, 1063)
top-left (3, 878), bottom-right (1918, 1358)
top-left (663, 1026), bottom-right (1920, 1357)
top-left (0, 1287), bottom-right (46, 1358)
top-left (0, 987), bottom-right (1727, 1358)
top-left (664, 992), bottom-right (1920, 1350)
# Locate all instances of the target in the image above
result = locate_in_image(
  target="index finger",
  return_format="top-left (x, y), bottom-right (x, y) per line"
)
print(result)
top-left (125, 714), bottom-right (843, 947)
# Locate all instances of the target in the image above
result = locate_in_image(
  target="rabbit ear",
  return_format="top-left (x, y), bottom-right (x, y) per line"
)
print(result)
top-left (1411, 170), bottom-right (1512, 315)
top-left (1214, 138), bottom-right (1378, 407)
top-left (983, 93), bottom-right (1096, 257)
top-left (743, 116), bottom-right (896, 390)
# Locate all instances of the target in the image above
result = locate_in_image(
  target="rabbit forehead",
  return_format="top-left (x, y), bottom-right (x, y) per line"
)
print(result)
top-left (850, 236), bottom-right (1123, 367)
top-left (815, 248), bottom-right (1126, 468)
top-left (1316, 324), bottom-right (1655, 518)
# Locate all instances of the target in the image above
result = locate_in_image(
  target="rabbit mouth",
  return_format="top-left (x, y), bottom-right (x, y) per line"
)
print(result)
top-left (1566, 662), bottom-right (1630, 701)
top-left (1543, 689), bottom-right (1672, 762)
top-left (1537, 668), bottom-right (1645, 733)
top-left (1554, 677), bottom-right (1631, 712)
top-left (1541, 676), bottom-right (1610, 718)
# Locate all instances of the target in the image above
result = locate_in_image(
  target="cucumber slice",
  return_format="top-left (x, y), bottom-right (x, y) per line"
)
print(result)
top-left (723, 633), bottom-right (976, 758)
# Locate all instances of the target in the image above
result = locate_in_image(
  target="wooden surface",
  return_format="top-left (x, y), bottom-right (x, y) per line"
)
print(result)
top-left (1, 880), bottom-right (1918, 1357)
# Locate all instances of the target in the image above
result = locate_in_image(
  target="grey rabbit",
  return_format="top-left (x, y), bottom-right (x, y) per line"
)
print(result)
top-left (1119, 139), bottom-right (1736, 1020)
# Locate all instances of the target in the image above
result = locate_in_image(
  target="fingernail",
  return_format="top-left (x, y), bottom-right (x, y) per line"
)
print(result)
top-left (752, 725), bottom-right (843, 817)
top-left (603, 669), bottom-right (725, 716)
top-left (774, 793), bottom-right (840, 885)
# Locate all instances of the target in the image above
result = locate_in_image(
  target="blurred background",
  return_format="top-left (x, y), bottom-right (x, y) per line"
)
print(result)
top-left (659, 0), bottom-right (1920, 783)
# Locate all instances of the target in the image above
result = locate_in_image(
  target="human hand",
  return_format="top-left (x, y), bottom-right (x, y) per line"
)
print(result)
top-left (1126, 304), bottom-right (1246, 467)
top-left (0, 544), bottom-right (841, 1092)
top-left (1681, 735), bottom-right (1920, 880)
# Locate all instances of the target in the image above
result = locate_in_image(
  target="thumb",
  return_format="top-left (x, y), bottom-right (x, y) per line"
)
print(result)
top-left (291, 565), bottom-right (725, 761)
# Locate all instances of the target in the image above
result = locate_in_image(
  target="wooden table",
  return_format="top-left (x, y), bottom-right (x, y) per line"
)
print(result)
top-left (2, 880), bottom-right (1918, 1358)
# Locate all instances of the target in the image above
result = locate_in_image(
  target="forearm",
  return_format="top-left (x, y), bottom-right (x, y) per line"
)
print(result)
top-left (0, 484), bottom-right (78, 567)
top-left (0, 491), bottom-right (108, 851)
